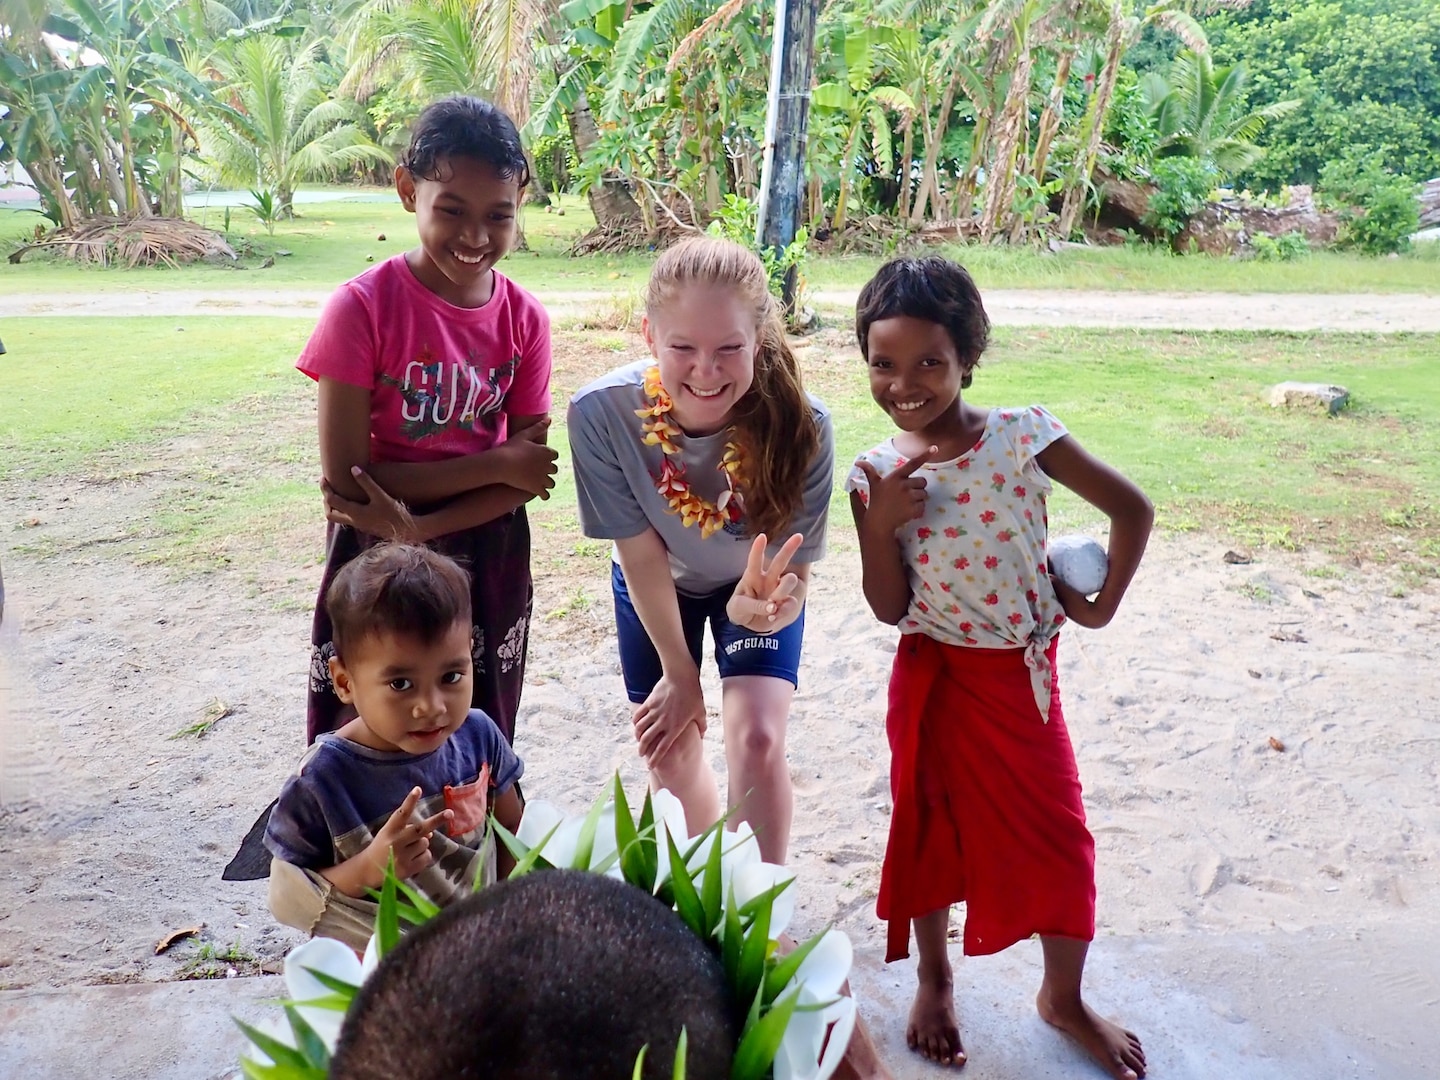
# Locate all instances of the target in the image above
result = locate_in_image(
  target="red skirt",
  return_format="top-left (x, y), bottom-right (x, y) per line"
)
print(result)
top-left (877, 634), bottom-right (1096, 961)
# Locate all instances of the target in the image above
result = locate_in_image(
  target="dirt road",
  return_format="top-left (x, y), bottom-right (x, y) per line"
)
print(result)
top-left (3, 286), bottom-right (1439, 331)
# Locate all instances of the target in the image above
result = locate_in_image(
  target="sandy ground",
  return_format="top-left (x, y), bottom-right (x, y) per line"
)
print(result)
top-left (3, 285), bottom-right (1440, 331)
top-left (1, 403), bottom-right (1438, 1076)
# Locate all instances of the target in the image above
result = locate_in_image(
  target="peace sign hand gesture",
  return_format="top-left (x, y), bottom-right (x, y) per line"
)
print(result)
top-left (726, 533), bottom-right (807, 634)
top-left (855, 446), bottom-right (936, 540)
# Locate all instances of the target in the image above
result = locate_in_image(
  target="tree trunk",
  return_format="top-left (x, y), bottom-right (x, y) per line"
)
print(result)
top-left (1031, 47), bottom-right (1074, 183)
top-left (898, 118), bottom-right (916, 221)
top-left (831, 120), bottom-right (862, 232)
top-left (1057, 4), bottom-right (1125, 238)
top-left (980, 49), bottom-right (1034, 241)
top-left (566, 90), bottom-right (643, 230)
top-left (909, 65), bottom-right (964, 225)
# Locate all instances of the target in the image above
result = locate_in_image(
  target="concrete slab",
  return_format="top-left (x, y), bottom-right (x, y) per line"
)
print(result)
top-left (2, 921), bottom-right (1435, 1079)
top-left (0, 976), bottom-right (278, 1080)
top-left (848, 921), bottom-right (1439, 1079)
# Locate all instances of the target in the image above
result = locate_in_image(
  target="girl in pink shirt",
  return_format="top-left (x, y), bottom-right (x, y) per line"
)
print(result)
top-left (297, 96), bottom-right (556, 745)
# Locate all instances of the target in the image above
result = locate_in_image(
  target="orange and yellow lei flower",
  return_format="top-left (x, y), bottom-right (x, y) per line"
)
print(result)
top-left (635, 365), bottom-right (744, 538)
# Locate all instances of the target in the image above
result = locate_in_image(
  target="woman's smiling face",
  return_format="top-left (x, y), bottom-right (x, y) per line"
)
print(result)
top-left (644, 285), bottom-right (759, 435)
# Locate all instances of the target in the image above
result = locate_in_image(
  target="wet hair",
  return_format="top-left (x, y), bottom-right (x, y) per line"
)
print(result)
top-left (326, 544), bottom-right (472, 661)
top-left (330, 870), bottom-right (740, 1080)
top-left (645, 236), bottom-right (820, 539)
top-left (400, 95), bottom-right (531, 188)
top-left (854, 256), bottom-right (990, 389)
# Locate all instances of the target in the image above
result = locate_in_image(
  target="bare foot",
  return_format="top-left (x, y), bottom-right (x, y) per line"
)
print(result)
top-left (1036, 990), bottom-right (1146, 1079)
top-left (906, 975), bottom-right (965, 1067)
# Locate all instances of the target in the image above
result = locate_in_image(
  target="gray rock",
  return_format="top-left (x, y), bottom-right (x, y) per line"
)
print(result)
top-left (1268, 382), bottom-right (1349, 415)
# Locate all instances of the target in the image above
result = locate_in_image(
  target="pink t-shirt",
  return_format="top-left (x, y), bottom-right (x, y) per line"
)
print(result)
top-left (297, 256), bottom-right (552, 464)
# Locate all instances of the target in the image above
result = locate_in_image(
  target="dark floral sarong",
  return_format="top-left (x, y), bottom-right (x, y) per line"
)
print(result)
top-left (305, 509), bottom-right (532, 745)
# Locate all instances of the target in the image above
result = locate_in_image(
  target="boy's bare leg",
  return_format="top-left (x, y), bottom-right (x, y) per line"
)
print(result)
top-left (908, 908), bottom-right (964, 1066)
top-left (1036, 936), bottom-right (1145, 1079)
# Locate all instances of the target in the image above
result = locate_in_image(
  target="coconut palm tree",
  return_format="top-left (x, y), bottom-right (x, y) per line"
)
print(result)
top-left (207, 34), bottom-right (390, 216)
top-left (1141, 50), bottom-right (1300, 178)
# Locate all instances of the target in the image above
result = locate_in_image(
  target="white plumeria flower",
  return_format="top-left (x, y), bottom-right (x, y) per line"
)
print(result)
top-left (244, 936), bottom-right (368, 1064)
top-left (730, 860), bottom-right (798, 938)
top-left (517, 797), bottom-right (623, 876)
top-left (772, 930), bottom-right (856, 1080)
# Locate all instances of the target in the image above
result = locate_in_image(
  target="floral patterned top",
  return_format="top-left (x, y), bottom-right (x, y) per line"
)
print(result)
top-left (847, 406), bottom-right (1070, 719)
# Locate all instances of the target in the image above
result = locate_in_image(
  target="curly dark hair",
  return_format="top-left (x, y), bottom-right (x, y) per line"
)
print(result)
top-left (400, 96), bottom-right (531, 187)
top-left (854, 256), bottom-right (990, 389)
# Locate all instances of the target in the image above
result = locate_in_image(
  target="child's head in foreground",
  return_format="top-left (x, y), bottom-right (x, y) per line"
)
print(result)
top-left (395, 96), bottom-right (530, 301)
top-left (854, 256), bottom-right (991, 406)
top-left (330, 869), bottom-right (740, 1080)
top-left (325, 544), bottom-right (474, 755)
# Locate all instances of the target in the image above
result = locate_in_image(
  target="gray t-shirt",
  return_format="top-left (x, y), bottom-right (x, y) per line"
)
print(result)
top-left (568, 359), bottom-right (834, 596)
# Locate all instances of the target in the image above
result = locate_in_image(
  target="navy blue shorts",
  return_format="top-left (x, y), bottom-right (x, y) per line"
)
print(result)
top-left (611, 562), bottom-right (806, 704)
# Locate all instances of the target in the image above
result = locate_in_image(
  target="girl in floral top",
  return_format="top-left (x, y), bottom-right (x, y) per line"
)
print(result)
top-left (847, 257), bottom-right (1154, 1080)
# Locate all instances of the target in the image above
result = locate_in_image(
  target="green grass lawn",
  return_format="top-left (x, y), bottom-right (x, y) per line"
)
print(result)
top-left (4, 316), bottom-right (1436, 577)
top-left (2, 186), bottom-right (1437, 297)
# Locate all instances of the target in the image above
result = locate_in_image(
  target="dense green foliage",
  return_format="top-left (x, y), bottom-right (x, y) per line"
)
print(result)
top-left (1202, 0), bottom-right (1440, 190)
top-left (1, 0), bottom-right (1432, 257)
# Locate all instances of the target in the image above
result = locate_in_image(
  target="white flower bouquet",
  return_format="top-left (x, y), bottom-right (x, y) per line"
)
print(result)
top-left (238, 775), bottom-right (855, 1080)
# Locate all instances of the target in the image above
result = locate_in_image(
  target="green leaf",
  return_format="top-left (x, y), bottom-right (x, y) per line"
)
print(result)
top-left (277, 993), bottom-right (350, 1013)
top-left (673, 1026), bottom-right (688, 1080)
top-left (283, 1005), bottom-right (330, 1067)
top-left (233, 1019), bottom-right (314, 1072)
top-left (376, 853), bottom-right (400, 959)
top-left (665, 829), bottom-right (707, 940)
top-left (631, 1044), bottom-right (648, 1080)
top-left (560, 0), bottom-right (621, 24)
top-left (612, 774), bottom-right (658, 891)
top-left (571, 785), bottom-right (611, 871)
top-left (730, 987), bottom-right (801, 1080)
top-left (722, 885), bottom-right (745, 990)
top-left (395, 877), bottom-right (442, 920)
top-left (762, 929), bottom-right (828, 1004)
top-left (492, 817), bottom-right (559, 878)
top-left (737, 875), bottom-right (794, 923)
top-left (735, 887), bottom-right (772, 1008)
top-left (298, 967), bottom-right (360, 998)
top-left (636, 790), bottom-right (659, 886)
top-left (699, 825), bottom-right (724, 938)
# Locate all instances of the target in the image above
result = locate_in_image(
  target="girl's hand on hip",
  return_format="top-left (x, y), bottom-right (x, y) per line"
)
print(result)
top-left (855, 448), bottom-right (935, 540)
top-left (633, 670), bottom-right (707, 767)
top-left (727, 533), bottom-right (806, 633)
top-left (498, 418), bottom-right (559, 499)
top-left (322, 468), bottom-right (419, 542)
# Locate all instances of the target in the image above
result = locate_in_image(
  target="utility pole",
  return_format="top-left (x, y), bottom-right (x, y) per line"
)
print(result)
top-left (755, 0), bottom-right (821, 317)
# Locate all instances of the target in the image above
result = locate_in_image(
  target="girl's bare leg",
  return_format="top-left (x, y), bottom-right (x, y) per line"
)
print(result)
top-left (720, 675), bottom-right (793, 863)
top-left (909, 908), bottom-right (964, 1066)
top-left (1036, 936), bottom-right (1145, 1079)
top-left (644, 715), bottom-right (720, 835)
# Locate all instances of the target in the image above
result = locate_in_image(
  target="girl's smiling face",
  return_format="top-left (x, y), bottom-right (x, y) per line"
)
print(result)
top-left (398, 155), bottom-right (521, 308)
top-left (643, 285), bottom-right (760, 435)
top-left (865, 315), bottom-right (974, 436)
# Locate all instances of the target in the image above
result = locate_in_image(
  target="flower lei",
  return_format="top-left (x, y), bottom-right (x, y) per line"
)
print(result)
top-left (636, 365), bottom-right (745, 539)
top-left (237, 776), bottom-right (855, 1080)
